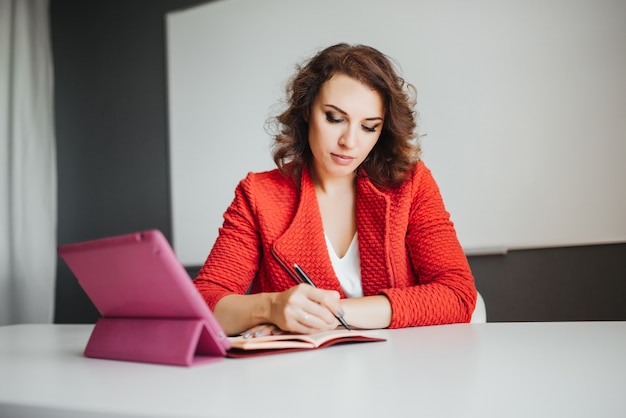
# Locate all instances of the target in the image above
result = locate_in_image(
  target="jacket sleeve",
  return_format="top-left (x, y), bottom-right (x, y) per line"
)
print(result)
top-left (194, 174), bottom-right (261, 310)
top-left (381, 163), bottom-right (477, 328)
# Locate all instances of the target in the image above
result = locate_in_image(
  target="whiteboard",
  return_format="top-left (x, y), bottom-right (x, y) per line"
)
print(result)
top-left (166, 0), bottom-right (626, 265)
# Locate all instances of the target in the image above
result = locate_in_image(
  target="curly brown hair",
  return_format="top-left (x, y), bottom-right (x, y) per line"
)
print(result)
top-left (269, 43), bottom-right (420, 189)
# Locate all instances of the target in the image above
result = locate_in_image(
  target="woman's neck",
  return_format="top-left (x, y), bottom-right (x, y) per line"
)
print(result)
top-left (310, 166), bottom-right (356, 195)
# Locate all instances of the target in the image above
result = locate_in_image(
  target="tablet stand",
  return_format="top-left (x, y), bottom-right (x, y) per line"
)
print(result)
top-left (84, 318), bottom-right (226, 366)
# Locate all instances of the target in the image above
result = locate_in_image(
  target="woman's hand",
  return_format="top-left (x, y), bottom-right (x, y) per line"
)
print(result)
top-left (268, 284), bottom-right (344, 334)
top-left (214, 284), bottom-right (351, 336)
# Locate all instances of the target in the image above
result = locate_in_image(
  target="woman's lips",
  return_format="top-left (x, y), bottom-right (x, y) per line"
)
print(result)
top-left (331, 153), bottom-right (355, 165)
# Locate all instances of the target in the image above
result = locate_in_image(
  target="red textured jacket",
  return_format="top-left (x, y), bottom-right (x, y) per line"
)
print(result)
top-left (194, 161), bottom-right (476, 328)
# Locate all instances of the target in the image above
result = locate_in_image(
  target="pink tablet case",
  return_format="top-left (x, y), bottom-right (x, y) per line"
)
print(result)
top-left (58, 230), bottom-right (230, 366)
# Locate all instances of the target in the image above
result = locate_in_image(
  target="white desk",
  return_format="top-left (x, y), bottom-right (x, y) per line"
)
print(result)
top-left (1, 322), bottom-right (625, 418)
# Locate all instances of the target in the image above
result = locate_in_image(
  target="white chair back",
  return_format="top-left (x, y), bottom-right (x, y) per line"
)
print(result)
top-left (470, 292), bottom-right (487, 323)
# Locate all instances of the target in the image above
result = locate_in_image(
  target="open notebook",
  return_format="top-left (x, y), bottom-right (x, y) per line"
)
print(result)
top-left (58, 229), bottom-right (231, 366)
top-left (227, 328), bottom-right (385, 358)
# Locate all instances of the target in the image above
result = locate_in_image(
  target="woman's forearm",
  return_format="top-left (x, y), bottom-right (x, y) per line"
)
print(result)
top-left (213, 293), bottom-right (275, 336)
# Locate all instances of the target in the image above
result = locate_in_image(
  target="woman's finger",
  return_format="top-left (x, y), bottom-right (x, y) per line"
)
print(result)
top-left (240, 323), bottom-right (279, 339)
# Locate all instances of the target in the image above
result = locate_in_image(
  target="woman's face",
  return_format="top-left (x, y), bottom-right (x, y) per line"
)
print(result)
top-left (307, 73), bottom-right (384, 183)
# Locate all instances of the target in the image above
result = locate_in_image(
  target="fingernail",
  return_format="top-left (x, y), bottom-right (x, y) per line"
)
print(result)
top-left (240, 331), bottom-right (252, 339)
top-left (253, 329), bottom-right (264, 337)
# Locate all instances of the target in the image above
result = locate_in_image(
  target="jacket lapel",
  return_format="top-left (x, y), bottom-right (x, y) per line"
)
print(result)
top-left (271, 169), bottom-right (344, 294)
top-left (356, 175), bottom-right (393, 295)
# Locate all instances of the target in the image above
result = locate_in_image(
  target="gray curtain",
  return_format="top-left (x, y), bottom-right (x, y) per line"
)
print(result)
top-left (0, 0), bottom-right (56, 325)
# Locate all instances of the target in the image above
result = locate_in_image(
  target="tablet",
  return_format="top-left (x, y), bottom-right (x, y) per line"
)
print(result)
top-left (58, 229), bottom-right (230, 364)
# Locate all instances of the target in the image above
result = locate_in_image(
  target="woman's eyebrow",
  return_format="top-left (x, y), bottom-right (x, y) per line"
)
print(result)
top-left (324, 104), bottom-right (383, 121)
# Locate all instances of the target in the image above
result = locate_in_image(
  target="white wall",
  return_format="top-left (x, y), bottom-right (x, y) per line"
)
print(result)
top-left (166, 0), bottom-right (626, 265)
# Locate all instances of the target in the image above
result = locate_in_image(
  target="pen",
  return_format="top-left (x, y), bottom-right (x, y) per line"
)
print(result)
top-left (293, 263), bottom-right (351, 330)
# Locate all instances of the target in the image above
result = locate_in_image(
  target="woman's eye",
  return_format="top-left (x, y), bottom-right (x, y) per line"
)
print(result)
top-left (325, 112), bottom-right (343, 123)
top-left (362, 125), bottom-right (378, 133)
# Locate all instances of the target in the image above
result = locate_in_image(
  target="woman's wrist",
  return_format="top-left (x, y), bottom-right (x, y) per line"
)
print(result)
top-left (339, 295), bottom-right (392, 329)
top-left (254, 292), bottom-right (277, 324)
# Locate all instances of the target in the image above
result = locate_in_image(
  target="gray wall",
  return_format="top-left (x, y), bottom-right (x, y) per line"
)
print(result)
top-left (51, 0), bottom-right (626, 324)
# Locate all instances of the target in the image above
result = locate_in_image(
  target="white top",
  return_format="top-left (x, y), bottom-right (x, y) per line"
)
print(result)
top-left (325, 232), bottom-right (363, 298)
top-left (1, 322), bottom-right (626, 418)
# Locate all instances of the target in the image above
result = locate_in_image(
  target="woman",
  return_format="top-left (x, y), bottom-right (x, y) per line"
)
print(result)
top-left (194, 43), bottom-right (476, 336)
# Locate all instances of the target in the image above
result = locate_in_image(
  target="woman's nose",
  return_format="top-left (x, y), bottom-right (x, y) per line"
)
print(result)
top-left (338, 125), bottom-right (358, 149)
